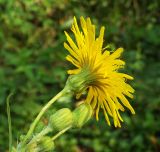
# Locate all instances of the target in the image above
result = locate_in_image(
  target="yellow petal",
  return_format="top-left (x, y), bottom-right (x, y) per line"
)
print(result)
top-left (110, 48), bottom-right (124, 59)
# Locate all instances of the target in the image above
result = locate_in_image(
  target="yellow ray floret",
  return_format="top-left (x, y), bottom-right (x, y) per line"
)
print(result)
top-left (64, 16), bottom-right (135, 127)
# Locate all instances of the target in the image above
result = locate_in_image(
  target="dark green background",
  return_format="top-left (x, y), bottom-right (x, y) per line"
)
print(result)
top-left (0, 0), bottom-right (160, 151)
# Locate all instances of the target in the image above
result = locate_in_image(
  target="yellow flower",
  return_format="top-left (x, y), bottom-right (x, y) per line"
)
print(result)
top-left (64, 16), bottom-right (135, 127)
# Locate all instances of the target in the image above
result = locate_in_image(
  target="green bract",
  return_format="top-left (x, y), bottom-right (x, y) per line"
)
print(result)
top-left (49, 108), bottom-right (73, 132)
top-left (73, 103), bottom-right (93, 128)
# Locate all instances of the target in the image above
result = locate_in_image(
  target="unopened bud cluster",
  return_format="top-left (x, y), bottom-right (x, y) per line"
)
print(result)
top-left (23, 103), bottom-right (93, 152)
top-left (48, 103), bottom-right (93, 132)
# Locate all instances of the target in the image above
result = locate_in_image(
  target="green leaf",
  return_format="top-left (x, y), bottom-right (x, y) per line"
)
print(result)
top-left (6, 92), bottom-right (14, 152)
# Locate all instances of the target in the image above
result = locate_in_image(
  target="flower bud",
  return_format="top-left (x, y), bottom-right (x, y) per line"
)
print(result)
top-left (11, 147), bottom-right (17, 152)
top-left (38, 136), bottom-right (54, 151)
top-left (26, 142), bottom-right (38, 152)
top-left (26, 137), bottom-right (54, 152)
top-left (72, 103), bottom-right (93, 128)
top-left (49, 108), bottom-right (73, 132)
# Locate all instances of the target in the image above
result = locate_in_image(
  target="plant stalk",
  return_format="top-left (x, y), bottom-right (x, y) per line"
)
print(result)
top-left (27, 126), bottom-right (52, 146)
top-left (52, 126), bottom-right (71, 141)
top-left (21, 88), bottom-right (68, 146)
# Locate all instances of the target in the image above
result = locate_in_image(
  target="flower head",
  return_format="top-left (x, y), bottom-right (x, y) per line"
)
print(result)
top-left (64, 16), bottom-right (135, 127)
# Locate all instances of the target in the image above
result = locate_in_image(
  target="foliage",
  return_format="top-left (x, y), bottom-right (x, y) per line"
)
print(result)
top-left (0, 0), bottom-right (160, 151)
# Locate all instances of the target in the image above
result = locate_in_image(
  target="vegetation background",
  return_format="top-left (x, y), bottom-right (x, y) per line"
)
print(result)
top-left (0, 0), bottom-right (160, 151)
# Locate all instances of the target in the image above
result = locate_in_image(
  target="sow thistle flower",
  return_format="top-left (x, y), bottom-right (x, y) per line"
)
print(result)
top-left (64, 17), bottom-right (135, 127)
top-left (12, 16), bottom-right (136, 151)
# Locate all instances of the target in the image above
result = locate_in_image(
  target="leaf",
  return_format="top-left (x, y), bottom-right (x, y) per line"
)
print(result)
top-left (6, 92), bottom-right (14, 152)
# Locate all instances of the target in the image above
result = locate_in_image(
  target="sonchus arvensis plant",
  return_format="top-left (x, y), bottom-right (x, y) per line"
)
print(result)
top-left (10, 17), bottom-right (135, 152)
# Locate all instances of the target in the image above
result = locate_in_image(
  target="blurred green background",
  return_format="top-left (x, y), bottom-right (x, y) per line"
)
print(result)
top-left (0, 0), bottom-right (160, 151)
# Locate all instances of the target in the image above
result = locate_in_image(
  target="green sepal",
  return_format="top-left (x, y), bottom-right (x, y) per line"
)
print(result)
top-left (49, 108), bottom-right (73, 132)
top-left (72, 103), bottom-right (93, 128)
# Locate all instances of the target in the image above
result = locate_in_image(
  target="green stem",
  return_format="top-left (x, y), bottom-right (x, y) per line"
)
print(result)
top-left (27, 126), bottom-right (52, 146)
top-left (21, 88), bottom-right (67, 146)
top-left (52, 126), bottom-right (71, 141)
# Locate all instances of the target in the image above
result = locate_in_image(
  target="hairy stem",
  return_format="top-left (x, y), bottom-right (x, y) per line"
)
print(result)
top-left (27, 126), bottom-right (52, 146)
top-left (21, 88), bottom-right (68, 146)
top-left (52, 126), bottom-right (71, 141)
